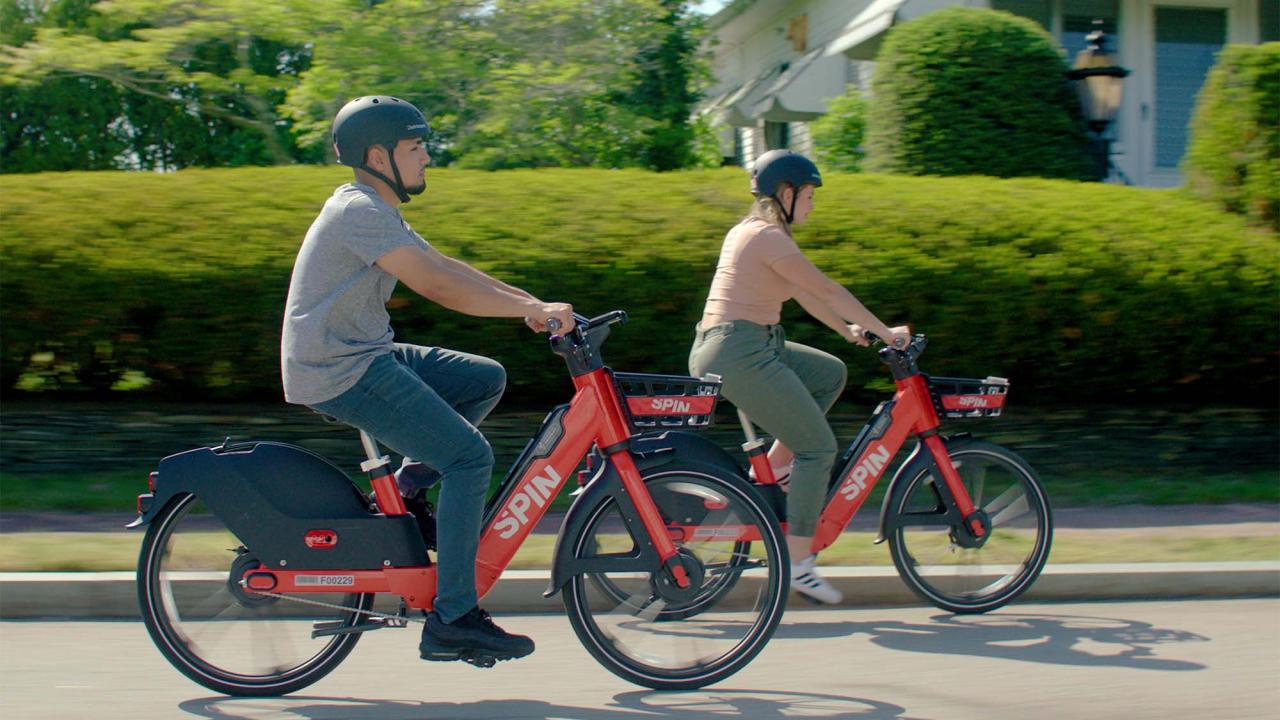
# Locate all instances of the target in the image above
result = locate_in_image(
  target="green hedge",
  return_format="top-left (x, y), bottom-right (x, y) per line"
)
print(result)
top-left (1, 166), bottom-right (1274, 404)
top-left (1184, 43), bottom-right (1280, 232)
top-left (866, 8), bottom-right (1094, 180)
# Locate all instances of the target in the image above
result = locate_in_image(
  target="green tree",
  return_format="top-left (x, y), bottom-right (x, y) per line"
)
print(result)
top-left (613, 0), bottom-right (708, 171)
top-left (808, 87), bottom-right (866, 173)
top-left (1, 0), bottom-right (129, 173)
top-left (1, 0), bottom-right (315, 167)
top-left (447, 0), bottom-right (661, 169)
top-left (281, 0), bottom-right (495, 167)
top-left (865, 8), bottom-right (1093, 180)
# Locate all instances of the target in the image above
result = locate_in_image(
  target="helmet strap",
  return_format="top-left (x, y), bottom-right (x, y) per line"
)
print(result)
top-left (774, 192), bottom-right (796, 224)
top-left (387, 151), bottom-right (411, 203)
top-left (360, 144), bottom-right (410, 203)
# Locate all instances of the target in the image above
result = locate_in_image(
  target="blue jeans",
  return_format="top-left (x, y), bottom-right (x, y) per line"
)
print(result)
top-left (311, 344), bottom-right (506, 622)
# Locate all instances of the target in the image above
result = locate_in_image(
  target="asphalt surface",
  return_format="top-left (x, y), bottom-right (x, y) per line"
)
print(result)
top-left (2, 599), bottom-right (1277, 720)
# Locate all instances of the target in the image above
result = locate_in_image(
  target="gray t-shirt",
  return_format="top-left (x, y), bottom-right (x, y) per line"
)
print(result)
top-left (280, 183), bottom-right (425, 405)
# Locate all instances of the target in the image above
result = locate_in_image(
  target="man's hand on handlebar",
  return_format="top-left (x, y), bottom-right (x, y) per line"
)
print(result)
top-left (526, 303), bottom-right (575, 334)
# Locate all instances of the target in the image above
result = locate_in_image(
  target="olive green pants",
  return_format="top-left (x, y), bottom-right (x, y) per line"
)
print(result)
top-left (689, 320), bottom-right (847, 537)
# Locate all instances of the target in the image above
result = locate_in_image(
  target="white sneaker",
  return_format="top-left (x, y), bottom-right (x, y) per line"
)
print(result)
top-left (790, 555), bottom-right (843, 604)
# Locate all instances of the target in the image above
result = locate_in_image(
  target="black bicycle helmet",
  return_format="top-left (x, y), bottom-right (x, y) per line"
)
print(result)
top-left (332, 95), bottom-right (430, 203)
top-left (750, 149), bottom-right (823, 223)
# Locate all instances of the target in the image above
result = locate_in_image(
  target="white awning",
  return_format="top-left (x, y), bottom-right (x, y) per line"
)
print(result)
top-left (749, 45), bottom-right (849, 122)
top-left (825, 0), bottom-right (955, 61)
top-left (700, 44), bottom-right (850, 126)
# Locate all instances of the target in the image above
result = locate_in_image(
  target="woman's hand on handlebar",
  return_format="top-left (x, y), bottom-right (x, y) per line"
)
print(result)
top-left (526, 303), bottom-right (576, 334)
top-left (848, 324), bottom-right (912, 350)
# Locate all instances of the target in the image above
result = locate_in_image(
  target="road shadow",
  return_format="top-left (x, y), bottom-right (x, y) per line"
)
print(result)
top-left (179, 688), bottom-right (925, 720)
top-left (774, 610), bottom-right (1208, 671)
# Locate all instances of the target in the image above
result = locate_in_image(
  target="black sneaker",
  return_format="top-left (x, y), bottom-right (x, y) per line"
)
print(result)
top-left (419, 607), bottom-right (535, 667)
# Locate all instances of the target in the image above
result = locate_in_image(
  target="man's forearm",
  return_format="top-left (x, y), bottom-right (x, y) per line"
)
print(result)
top-left (423, 264), bottom-right (538, 318)
top-left (442, 256), bottom-right (536, 301)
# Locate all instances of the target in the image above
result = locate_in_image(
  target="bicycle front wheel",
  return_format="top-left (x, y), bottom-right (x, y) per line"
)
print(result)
top-left (137, 492), bottom-right (373, 696)
top-left (562, 467), bottom-right (787, 690)
top-left (887, 440), bottom-right (1052, 614)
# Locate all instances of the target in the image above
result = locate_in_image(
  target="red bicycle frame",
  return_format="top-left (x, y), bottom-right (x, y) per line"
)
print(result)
top-left (745, 339), bottom-right (1000, 555)
top-left (241, 316), bottom-right (690, 609)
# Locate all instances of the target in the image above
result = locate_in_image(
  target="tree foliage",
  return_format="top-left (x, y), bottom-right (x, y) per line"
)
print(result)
top-left (1, 0), bottom-right (712, 172)
top-left (808, 87), bottom-right (867, 173)
top-left (1183, 42), bottom-right (1280, 232)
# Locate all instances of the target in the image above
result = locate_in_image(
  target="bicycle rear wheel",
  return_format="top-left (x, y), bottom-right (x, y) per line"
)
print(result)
top-left (562, 466), bottom-right (787, 690)
top-left (887, 439), bottom-right (1052, 614)
top-left (137, 492), bottom-right (373, 696)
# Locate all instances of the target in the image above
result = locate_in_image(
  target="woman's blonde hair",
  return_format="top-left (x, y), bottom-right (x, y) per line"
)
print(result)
top-left (743, 181), bottom-right (796, 234)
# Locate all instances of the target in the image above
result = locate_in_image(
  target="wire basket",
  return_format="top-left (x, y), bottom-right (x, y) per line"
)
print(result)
top-left (927, 376), bottom-right (1009, 419)
top-left (613, 372), bottom-right (721, 430)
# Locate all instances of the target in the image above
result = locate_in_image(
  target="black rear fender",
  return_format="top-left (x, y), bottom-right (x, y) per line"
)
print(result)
top-left (128, 441), bottom-right (426, 570)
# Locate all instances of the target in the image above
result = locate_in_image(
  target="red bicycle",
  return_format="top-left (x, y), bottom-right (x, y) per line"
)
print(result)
top-left (130, 311), bottom-right (787, 694)
top-left (737, 331), bottom-right (1052, 613)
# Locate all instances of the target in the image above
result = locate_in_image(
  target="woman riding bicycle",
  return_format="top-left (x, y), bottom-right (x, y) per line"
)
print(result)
top-left (280, 95), bottom-right (574, 665)
top-left (688, 150), bottom-right (910, 604)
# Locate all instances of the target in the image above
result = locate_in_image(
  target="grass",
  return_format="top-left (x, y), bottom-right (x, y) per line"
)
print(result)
top-left (3, 530), bottom-right (1275, 573)
top-left (3, 465), bottom-right (1277, 514)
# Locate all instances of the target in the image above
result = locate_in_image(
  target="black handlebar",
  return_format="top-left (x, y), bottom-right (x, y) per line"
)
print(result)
top-left (548, 310), bottom-right (629, 376)
top-left (861, 329), bottom-right (912, 352)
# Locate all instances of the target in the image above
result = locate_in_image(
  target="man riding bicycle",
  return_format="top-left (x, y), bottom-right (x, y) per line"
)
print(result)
top-left (280, 95), bottom-right (574, 666)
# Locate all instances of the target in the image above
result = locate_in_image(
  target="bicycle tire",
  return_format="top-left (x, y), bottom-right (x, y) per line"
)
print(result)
top-left (137, 492), bottom-right (373, 696)
top-left (562, 466), bottom-right (787, 689)
top-left (887, 439), bottom-right (1052, 614)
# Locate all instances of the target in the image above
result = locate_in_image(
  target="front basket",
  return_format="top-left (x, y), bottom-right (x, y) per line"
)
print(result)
top-left (613, 372), bottom-right (721, 430)
top-left (927, 376), bottom-right (1009, 419)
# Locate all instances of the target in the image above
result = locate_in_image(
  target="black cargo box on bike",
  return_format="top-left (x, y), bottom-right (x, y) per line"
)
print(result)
top-left (143, 441), bottom-right (427, 570)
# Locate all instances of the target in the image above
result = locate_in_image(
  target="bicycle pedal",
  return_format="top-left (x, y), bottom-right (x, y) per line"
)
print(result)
top-left (312, 618), bottom-right (393, 638)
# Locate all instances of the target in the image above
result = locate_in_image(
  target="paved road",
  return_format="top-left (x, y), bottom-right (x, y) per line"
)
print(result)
top-left (2, 599), bottom-right (1277, 720)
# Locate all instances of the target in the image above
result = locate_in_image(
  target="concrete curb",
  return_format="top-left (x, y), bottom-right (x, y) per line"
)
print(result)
top-left (2, 562), bottom-right (1276, 618)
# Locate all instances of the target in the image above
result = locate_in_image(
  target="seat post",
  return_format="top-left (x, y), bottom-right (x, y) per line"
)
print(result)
top-left (737, 409), bottom-right (776, 484)
top-left (357, 431), bottom-right (405, 515)
top-left (359, 430), bottom-right (385, 466)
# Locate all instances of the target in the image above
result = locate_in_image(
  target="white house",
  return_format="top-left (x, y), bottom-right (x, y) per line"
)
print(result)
top-left (703, 0), bottom-right (1277, 186)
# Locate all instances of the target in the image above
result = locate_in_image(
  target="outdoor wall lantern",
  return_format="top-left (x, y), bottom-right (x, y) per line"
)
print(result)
top-left (1067, 21), bottom-right (1130, 182)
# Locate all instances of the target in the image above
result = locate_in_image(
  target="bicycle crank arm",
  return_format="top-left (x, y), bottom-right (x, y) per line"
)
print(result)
top-left (311, 615), bottom-right (408, 639)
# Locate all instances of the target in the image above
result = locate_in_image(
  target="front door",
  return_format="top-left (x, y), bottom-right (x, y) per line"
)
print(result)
top-left (1143, 3), bottom-right (1227, 186)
